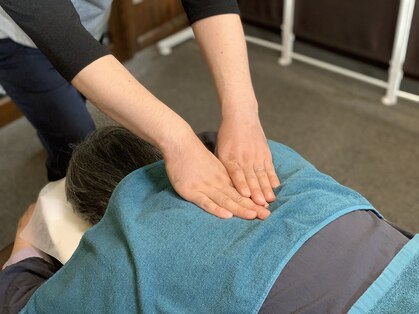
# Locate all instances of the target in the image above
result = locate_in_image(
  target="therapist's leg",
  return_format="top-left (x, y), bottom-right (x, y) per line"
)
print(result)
top-left (0, 38), bottom-right (96, 181)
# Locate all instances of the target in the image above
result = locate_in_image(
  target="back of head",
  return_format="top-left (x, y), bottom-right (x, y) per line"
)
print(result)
top-left (65, 126), bottom-right (163, 225)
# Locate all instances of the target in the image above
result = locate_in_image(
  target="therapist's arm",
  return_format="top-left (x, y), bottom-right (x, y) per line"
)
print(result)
top-left (72, 56), bottom-right (269, 220)
top-left (190, 13), bottom-right (281, 206)
top-left (0, 0), bottom-right (269, 219)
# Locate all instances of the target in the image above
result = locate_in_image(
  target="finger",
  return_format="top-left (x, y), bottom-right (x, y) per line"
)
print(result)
top-left (229, 189), bottom-right (271, 220)
top-left (224, 161), bottom-right (251, 197)
top-left (210, 189), bottom-right (258, 220)
top-left (244, 168), bottom-right (267, 206)
top-left (193, 193), bottom-right (233, 219)
top-left (254, 167), bottom-right (276, 203)
top-left (265, 160), bottom-right (280, 188)
top-left (224, 187), bottom-right (271, 220)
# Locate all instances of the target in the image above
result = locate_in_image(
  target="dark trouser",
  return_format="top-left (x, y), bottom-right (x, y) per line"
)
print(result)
top-left (0, 38), bottom-right (96, 181)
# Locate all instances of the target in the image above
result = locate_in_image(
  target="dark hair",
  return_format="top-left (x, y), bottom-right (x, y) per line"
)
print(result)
top-left (65, 126), bottom-right (163, 225)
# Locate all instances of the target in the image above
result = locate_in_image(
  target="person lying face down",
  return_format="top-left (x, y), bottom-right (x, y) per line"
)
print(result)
top-left (1, 126), bottom-right (417, 313)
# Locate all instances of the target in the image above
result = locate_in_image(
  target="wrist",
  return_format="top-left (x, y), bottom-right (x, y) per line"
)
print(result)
top-left (220, 97), bottom-right (259, 120)
top-left (221, 103), bottom-right (259, 121)
top-left (158, 121), bottom-right (199, 160)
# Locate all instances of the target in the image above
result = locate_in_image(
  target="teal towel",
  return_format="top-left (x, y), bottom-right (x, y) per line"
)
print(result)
top-left (22, 141), bottom-right (377, 313)
top-left (349, 234), bottom-right (419, 314)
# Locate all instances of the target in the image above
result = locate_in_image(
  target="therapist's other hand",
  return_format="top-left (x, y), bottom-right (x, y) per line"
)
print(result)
top-left (217, 112), bottom-right (280, 207)
top-left (164, 134), bottom-right (270, 220)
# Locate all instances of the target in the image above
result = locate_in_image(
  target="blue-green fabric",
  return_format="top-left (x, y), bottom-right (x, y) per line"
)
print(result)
top-left (22, 141), bottom-right (377, 313)
top-left (349, 234), bottom-right (419, 314)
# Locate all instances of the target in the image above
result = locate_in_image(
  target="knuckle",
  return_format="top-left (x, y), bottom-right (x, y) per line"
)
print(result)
top-left (260, 179), bottom-right (271, 189)
top-left (263, 187), bottom-right (273, 196)
top-left (213, 206), bottom-right (225, 217)
top-left (200, 197), bottom-right (215, 212)
top-left (234, 194), bottom-right (244, 203)
top-left (189, 182), bottom-right (200, 191)
top-left (225, 160), bottom-right (241, 169)
top-left (231, 168), bottom-right (244, 178)
top-left (247, 177), bottom-right (259, 188)
top-left (250, 184), bottom-right (262, 193)
top-left (220, 196), bottom-right (231, 208)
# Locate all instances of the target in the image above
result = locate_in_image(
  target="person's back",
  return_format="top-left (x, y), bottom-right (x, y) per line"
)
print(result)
top-left (3, 126), bottom-right (416, 313)
top-left (24, 126), bottom-right (414, 313)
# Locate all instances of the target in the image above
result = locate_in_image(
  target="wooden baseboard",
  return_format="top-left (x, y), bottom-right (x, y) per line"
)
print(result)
top-left (0, 97), bottom-right (22, 128)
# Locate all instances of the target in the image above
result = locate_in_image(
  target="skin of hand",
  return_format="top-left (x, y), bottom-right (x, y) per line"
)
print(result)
top-left (72, 56), bottom-right (269, 219)
top-left (192, 14), bottom-right (281, 206)
top-left (217, 112), bottom-right (280, 206)
top-left (164, 132), bottom-right (271, 220)
top-left (10, 203), bottom-right (36, 256)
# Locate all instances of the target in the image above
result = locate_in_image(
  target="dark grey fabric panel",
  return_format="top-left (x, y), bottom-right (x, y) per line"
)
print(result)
top-left (405, 6), bottom-right (419, 79)
top-left (259, 211), bottom-right (409, 314)
top-left (238, 0), bottom-right (419, 78)
top-left (237, 0), bottom-right (283, 30)
top-left (293, 0), bottom-right (398, 64)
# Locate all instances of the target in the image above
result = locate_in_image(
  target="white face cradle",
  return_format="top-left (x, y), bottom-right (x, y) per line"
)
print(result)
top-left (20, 178), bottom-right (91, 264)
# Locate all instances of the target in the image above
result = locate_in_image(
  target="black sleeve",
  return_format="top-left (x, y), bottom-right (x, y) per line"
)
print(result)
top-left (0, 0), bottom-right (110, 82)
top-left (0, 258), bottom-right (60, 314)
top-left (0, 0), bottom-right (238, 82)
top-left (181, 0), bottom-right (240, 25)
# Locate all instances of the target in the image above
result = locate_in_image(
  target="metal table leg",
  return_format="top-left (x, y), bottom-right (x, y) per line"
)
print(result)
top-left (382, 0), bottom-right (416, 105)
top-left (279, 0), bottom-right (295, 66)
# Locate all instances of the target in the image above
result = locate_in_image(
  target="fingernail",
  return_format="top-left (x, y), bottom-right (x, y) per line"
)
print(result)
top-left (269, 192), bottom-right (275, 200)
top-left (264, 202), bottom-right (269, 208)
top-left (260, 209), bottom-right (271, 220)
top-left (224, 212), bottom-right (233, 219)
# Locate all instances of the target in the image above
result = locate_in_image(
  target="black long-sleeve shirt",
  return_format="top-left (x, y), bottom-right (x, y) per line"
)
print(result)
top-left (0, 0), bottom-right (239, 81)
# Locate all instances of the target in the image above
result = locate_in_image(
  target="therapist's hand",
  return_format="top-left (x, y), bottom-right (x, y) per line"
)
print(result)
top-left (191, 14), bottom-right (280, 204)
top-left (164, 133), bottom-right (270, 220)
top-left (217, 111), bottom-right (280, 207)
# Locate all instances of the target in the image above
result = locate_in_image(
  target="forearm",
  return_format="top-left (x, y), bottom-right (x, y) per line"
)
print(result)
top-left (72, 55), bottom-right (196, 154)
top-left (1, 1), bottom-right (197, 153)
top-left (0, 0), bottom-right (241, 154)
top-left (192, 14), bottom-right (280, 203)
top-left (191, 14), bottom-right (258, 118)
